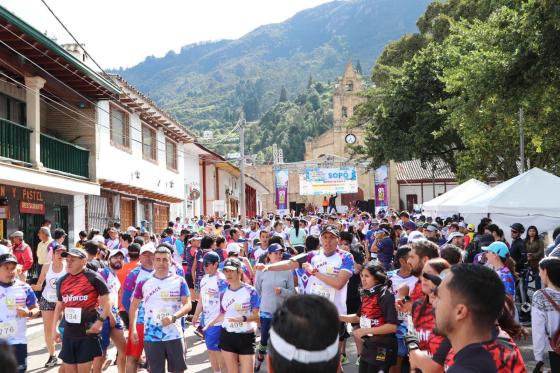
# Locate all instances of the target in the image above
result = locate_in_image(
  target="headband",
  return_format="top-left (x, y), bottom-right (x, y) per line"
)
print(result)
top-left (270, 328), bottom-right (338, 364)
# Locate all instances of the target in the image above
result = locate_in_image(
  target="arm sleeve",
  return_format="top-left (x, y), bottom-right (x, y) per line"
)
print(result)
top-left (380, 291), bottom-right (398, 325)
top-left (340, 252), bottom-right (355, 273)
top-left (122, 270), bottom-right (138, 313)
top-left (133, 280), bottom-right (145, 300)
top-left (25, 286), bottom-right (37, 307)
top-left (180, 278), bottom-right (190, 297)
top-left (250, 287), bottom-right (261, 309)
top-left (89, 271), bottom-right (109, 296)
top-left (531, 292), bottom-right (547, 362)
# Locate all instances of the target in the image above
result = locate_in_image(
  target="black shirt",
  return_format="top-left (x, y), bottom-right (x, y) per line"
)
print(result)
top-left (447, 343), bottom-right (498, 373)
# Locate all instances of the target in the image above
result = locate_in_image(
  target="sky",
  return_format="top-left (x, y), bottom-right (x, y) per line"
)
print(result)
top-left (1, 0), bottom-right (333, 69)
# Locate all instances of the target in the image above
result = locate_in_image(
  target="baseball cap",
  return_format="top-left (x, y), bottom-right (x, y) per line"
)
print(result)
top-left (482, 241), bottom-right (509, 258)
top-left (226, 243), bottom-right (241, 255)
top-left (403, 221), bottom-right (417, 231)
top-left (203, 251), bottom-right (221, 266)
top-left (467, 223), bottom-right (475, 232)
top-left (91, 234), bottom-right (105, 245)
top-left (0, 245), bottom-right (9, 255)
top-left (425, 224), bottom-right (438, 232)
top-left (9, 231), bottom-right (23, 238)
top-left (127, 226), bottom-right (137, 232)
top-left (447, 232), bottom-right (464, 243)
top-left (61, 248), bottom-right (87, 259)
top-left (267, 243), bottom-right (285, 254)
top-left (223, 257), bottom-right (242, 271)
top-left (189, 235), bottom-right (202, 242)
top-left (0, 253), bottom-right (17, 266)
top-left (140, 243), bottom-right (156, 255)
top-left (407, 231), bottom-right (425, 243)
top-left (108, 248), bottom-right (125, 259)
top-left (320, 225), bottom-right (340, 237)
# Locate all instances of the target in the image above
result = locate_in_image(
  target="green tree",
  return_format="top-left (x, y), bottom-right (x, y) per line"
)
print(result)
top-left (279, 86), bottom-right (288, 102)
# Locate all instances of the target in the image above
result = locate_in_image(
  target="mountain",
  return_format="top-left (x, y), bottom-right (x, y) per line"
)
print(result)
top-left (115, 0), bottom-right (432, 153)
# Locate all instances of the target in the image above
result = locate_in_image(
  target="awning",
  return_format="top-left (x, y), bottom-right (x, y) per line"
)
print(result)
top-left (0, 162), bottom-right (100, 195)
top-left (100, 179), bottom-right (183, 204)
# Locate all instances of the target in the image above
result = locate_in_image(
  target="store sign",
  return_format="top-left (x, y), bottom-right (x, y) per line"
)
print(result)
top-left (20, 188), bottom-right (45, 214)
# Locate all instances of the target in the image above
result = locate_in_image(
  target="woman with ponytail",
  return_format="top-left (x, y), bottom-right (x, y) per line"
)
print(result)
top-left (340, 260), bottom-right (398, 372)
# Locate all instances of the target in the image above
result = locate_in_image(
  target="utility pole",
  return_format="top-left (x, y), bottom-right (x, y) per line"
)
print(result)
top-left (239, 112), bottom-right (246, 225)
top-left (519, 107), bottom-right (525, 174)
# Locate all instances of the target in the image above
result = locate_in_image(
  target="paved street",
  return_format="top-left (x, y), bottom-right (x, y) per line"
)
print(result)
top-left (25, 317), bottom-right (539, 373)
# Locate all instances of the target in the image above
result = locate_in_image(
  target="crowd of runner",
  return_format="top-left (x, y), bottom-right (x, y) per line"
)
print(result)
top-left (0, 208), bottom-right (559, 373)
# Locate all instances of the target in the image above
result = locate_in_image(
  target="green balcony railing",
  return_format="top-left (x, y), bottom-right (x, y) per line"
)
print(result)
top-left (0, 118), bottom-right (31, 163)
top-left (40, 133), bottom-right (89, 178)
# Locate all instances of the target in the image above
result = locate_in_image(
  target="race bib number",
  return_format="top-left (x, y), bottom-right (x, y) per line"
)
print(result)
top-left (0, 321), bottom-right (16, 338)
top-left (155, 309), bottom-right (173, 324)
top-left (360, 316), bottom-right (372, 329)
top-left (309, 282), bottom-right (335, 302)
top-left (64, 307), bottom-right (82, 324)
top-left (225, 320), bottom-right (247, 333)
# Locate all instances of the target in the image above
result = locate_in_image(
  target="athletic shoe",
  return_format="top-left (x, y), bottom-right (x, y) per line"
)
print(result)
top-left (44, 355), bottom-right (58, 368)
top-left (341, 354), bottom-right (349, 365)
top-left (355, 356), bottom-right (360, 366)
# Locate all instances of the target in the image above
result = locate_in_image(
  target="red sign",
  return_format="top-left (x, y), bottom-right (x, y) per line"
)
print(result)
top-left (19, 201), bottom-right (45, 215)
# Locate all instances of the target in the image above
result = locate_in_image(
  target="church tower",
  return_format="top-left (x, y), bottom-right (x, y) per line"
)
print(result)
top-left (332, 62), bottom-right (366, 130)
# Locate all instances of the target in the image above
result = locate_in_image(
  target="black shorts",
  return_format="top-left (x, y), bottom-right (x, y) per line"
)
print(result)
top-left (339, 322), bottom-right (350, 341)
top-left (59, 334), bottom-right (103, 364)
top-left (219, 328), bottom-right (256, 355)
top-left (144, 339), bottom-right (187, 373)
top-left (39, 297), bottom-right (56, 311)
top-left (185, 273), bottom-right (195, 289)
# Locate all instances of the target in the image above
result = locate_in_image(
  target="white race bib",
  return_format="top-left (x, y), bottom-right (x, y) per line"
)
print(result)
top-left (0, 320), bottom-right (17, 338)
top-left (309, 282), bottom-right (335, 302)
top-left (360, 316), bottom-right (372, 329)
top-left (155, 309), bottom-right (172, 324)
top-left (64, 307), bottom-right (82, 324)
top-left (225, 320), bottom-right (247, 333)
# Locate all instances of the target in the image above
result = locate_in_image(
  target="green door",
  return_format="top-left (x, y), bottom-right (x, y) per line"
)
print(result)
top-left (20, 213), bottom-right (44, 281)
top-left (53, 206), bottom-right (69, 246)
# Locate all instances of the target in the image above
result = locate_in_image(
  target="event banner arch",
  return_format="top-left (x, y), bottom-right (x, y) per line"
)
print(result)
top-left (299, 167), bottom-right (358, 195)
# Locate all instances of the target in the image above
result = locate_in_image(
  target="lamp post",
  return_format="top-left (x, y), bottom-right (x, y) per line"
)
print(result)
top-left (238, 112), bottom-right (246, 224)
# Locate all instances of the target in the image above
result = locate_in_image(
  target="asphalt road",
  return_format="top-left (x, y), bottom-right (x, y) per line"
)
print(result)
top-left (24, 317), bottom-right (538, 373)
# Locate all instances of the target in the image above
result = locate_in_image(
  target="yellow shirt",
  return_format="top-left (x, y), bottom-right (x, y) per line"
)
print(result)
top-left (37, 238), bottom-right (53, 265)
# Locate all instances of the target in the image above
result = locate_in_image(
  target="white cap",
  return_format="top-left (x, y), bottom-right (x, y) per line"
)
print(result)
top-left (127, 226), bottom-right (138, 232)
top-left (226, 242), bottom-right (240, 255)
top-left (447, 232), bottom-right (464, 243)
top-left (108, 248), bottom-right (126, 259)
top-left (91, 235), bottom-right (105, 245)
top-left (0, 244), bottom-right (10, 255)
top-left (140, 242), bottom-right (155, 255)
top-left (407, 231), bottom-right (426, 243)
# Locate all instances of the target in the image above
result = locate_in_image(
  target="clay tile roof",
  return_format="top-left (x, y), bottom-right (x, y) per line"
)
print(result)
top-left (395, 159), bottom-right (455, 181)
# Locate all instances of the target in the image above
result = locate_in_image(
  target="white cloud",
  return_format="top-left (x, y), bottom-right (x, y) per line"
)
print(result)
top-left (2, 0), bottom-right (332, 68)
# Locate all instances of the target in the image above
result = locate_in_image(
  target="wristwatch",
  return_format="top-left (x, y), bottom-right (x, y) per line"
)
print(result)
top-left (171, 315), bottom-right (177, 323)
top-left (242, 316), bottom-right (248, 322)
top-left (27, 310), bottom-right (33, 318)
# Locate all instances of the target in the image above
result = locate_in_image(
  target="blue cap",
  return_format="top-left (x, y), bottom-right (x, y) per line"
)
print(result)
top-left (236, 238), bottom-right (247, 243)
top-left (203, 251), bottom-right (220, 265)
top-left (482, 241), bottom-right (509, 258)
top-left (267, 243), bottom-right (284, 254)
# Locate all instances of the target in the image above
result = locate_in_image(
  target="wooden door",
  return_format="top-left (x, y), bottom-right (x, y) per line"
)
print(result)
top-left (120, 198), bottom-right (135, 229)
top-left (406, 194), bottom-right (418, 212)
top-left (153, 204), bottom-right (169, 234)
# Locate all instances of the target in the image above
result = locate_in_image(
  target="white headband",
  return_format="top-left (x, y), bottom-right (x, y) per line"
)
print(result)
top-left (270, 328), bottom-right (338, 364)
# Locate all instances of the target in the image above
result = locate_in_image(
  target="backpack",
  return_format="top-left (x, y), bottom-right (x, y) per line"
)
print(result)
top-left (541, 290), bottom-right (560, 354)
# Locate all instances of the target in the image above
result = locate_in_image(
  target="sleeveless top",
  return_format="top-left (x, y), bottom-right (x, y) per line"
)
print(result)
top-left (42, 261), bottom-right (66, 303)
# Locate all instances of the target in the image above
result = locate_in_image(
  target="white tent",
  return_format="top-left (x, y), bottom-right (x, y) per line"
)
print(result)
top-left (422, 178), bottom-right (490, 218)
top-left (458, 168), bottom-right (560, 236)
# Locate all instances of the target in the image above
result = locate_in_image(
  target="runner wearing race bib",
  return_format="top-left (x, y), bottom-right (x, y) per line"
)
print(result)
top-left (121, 244), bottom-right (155, 373)
top-left (192, 251), bottom-right (228, 373)
top-left (97, 249), bottom-right (127, 373)
top-left (53, 248), bottom-right (110, 372)
top-left (32, 244), bottom-right (66, 368)
top-left (204, 257), bottom-right (260, 373)
top-left (130, 246), bottom-right (191, 373)
top-left (0, 253), bottom-right (40, 373)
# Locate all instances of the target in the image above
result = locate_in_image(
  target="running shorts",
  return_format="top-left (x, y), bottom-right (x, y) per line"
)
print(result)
top-left (59, 334), bottom-right (102, 364)
top-left (204, 326), bottom-right (222, 351)
top-left (125, 323), bottom-right (145, 359)
top-left (144, 339), bottom-right (187, 373)
top-left (39, 297), bottom-right (56, 311)
top-left (219, 328), bottom-right (255, 355)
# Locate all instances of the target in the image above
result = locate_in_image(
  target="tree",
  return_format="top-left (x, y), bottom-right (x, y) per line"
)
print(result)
top-left (279, 86), bottom-right (288, 102)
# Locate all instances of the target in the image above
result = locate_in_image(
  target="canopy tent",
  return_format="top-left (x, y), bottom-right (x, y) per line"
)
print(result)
top-left (422, 179), bottom-right (490, 218)
top-left (458, 168), bottom-right (560, 237)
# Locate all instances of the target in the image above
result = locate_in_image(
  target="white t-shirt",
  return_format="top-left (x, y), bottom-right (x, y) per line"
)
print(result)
top-left (252, 246), bottom-right (268, 262)
top-left (387, 269), bottom-right (418, 320)
top-left (305, 248), bottom-right (354, 314)
top-left (220, 283), bottom-right (260, 333)
top-left (134, 273), bottom-right (190, 342)
top-left (42, 262), bottom-right (66, 303)
top-left (98, 268), bottom-right (120, 310)
top-left (0, 279), bottom-right (37, 344)
top-left (200, 272), bottom-right (228, 327)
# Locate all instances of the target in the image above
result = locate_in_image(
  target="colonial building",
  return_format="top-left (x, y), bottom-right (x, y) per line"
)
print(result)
top-left (0, 5), bottom-right (118, 255)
